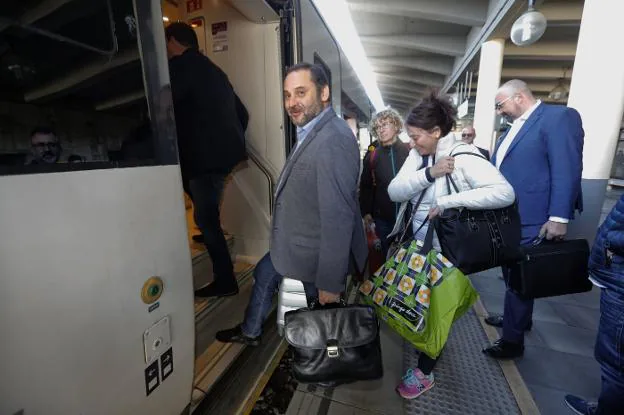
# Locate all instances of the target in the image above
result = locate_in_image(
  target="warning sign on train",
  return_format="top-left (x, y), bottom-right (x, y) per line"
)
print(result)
top-left (211, 21), bottom-right (228, 52)
top-left (186, 0), bottom-right (202, 13)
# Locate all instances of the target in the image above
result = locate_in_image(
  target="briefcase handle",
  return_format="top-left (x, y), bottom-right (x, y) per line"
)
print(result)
top-left (308, 298), bottom-right (347, 310)
top-left (530, 234), bottom-right (567, 247)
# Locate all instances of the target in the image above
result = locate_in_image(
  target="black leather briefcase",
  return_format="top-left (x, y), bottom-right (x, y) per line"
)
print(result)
top-left (507, 238), bottom-right (592, 299)
top-left (283, 303), bottom-right (383, 384)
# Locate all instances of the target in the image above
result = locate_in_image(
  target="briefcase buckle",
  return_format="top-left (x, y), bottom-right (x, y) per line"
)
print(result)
top-left (326, 340), bottom-right (339, 358)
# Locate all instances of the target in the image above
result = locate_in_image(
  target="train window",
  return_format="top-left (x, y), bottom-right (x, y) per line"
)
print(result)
top-left (0, 0), bottom-right (178, 175)
top-left (313, 53), bottom-right (332, 94)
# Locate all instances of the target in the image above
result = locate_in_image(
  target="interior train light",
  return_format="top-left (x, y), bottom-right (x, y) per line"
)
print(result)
top-left (312, 0), bottom-right (385, 112)
top-left (163, 16), bottom-right (170, 22)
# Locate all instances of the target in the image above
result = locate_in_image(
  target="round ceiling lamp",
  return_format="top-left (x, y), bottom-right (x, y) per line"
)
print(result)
top-left (548, 68), bottom-right (570, 101)
top-left (510, 0), bottom-right (547, 46)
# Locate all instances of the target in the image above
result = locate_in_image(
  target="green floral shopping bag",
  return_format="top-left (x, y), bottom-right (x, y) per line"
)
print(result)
top-left (359, 220), bottom-right (478, 359)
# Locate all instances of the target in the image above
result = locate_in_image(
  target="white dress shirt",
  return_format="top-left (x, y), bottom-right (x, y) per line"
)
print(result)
top-left (495, 100), bottom-right (568, 224)
top-left (495, 100), bottom-right (541, 169)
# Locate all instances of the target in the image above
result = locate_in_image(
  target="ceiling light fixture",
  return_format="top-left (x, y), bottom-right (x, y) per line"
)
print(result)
top-left (548, 68), bottom-right (570, 101)
top-left (312, 0), bottom-right (385, 111)
top-left (510, 0), bottom-right (547, 46)
top-left (162, 16), bottom-right (170, 22)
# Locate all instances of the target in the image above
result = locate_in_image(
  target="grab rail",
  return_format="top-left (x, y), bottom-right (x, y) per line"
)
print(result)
top-left (246, 149), bottom-right (276, 215)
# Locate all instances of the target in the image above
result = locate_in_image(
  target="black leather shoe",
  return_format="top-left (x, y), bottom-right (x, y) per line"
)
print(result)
top-left (482, 339), bottom-right (524, 359)
top-left (192, 234), bottom-right (204, 243)
top-left (216, 325), bottom-right (260, 346)
top-left (194, 282), bottom-right (239, 298)
top-left (484, 314), bottom-right (532, 331)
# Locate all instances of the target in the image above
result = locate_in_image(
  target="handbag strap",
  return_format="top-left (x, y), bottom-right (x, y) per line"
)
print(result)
top-left (421, 217), bottom-right (435, 253)
top-left (444, 150), bottom-right (488, 195)
top-left (395, 187), bottom-right (428, 246)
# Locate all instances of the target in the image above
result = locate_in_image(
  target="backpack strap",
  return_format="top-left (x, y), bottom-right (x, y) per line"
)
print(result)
top-left (369, 147), bottom-right (378, 187)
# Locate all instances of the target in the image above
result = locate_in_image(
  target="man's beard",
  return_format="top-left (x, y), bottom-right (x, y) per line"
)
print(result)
top-left (41, 151), bottom-right (59, 163)
top-left (289, 100), bottom-right (323, 127)
top-left (501, 112), bottom-right (515, 125)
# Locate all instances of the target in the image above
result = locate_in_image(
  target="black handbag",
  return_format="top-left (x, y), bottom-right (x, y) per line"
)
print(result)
top-left (434, 167), bottom-right (521, 275)
top-left (283, 301), bottom-right (383, 384)
top-left (507, 237), bottom-right (592, 299)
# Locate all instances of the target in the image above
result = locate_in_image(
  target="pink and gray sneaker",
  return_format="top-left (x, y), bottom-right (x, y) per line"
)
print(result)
top-left (396, 368), bottom-right (435, 399)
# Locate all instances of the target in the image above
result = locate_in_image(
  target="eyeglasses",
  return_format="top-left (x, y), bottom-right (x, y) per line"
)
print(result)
top-left (377, 121), bottom-right (394, 130)
top-left (461, 134), bottom-right (473, 138)
top-left (495, 95), bottom-right (514, 110)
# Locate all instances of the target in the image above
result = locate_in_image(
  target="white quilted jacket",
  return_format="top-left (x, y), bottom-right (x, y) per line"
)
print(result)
top-left (387, 134), bottom-right (515, 238)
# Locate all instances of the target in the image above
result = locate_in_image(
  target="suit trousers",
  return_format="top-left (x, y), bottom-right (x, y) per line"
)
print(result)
top-left (502, 265), bottom-right (534, 345)
top-left (189, 173), bottom-right (235, 287)
top-left (241, 252), bottom-right (318, 338)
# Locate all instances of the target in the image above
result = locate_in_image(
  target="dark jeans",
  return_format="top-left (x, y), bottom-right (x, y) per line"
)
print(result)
top-left (594, 288), bottom-right (624, 415)
top-left (189, 173), bottom-right (235, 288)
top-left (374, 218), bottom-right (394, 259)
top-left (241, 252), bottom-right (318, 338)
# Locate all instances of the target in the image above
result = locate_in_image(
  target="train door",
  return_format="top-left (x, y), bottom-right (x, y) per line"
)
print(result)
top-left (295, 0), bottom-right (342, 119)
top-left (0, 0), bottom-right (195, 414)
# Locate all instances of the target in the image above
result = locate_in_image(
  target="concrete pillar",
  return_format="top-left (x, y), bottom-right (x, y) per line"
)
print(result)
top-left (566, 0), bottom-right (624, 241)
top-left (473, 39), bottom-right (505, 153)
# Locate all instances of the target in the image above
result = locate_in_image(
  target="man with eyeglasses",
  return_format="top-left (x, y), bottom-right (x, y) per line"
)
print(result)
top-left (28, 126), bottom-right (62, 165)
top-left (482, 79), bottom-right (584, 360)
top-left (460, 126), bottom-right (489, 160)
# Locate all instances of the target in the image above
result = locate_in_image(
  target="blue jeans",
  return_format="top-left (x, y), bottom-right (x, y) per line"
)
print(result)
top-left (594, 288), bottom-right (624, 415)
top-left (189, 173), bottom-right (235, 287)
top-left (241, 252), bottom-right (318, 338)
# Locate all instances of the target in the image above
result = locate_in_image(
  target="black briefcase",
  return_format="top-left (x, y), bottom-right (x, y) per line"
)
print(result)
top-left (508, 238), bottom-right (592, 299)
top-left (284, 303), bottom-right (383, 384)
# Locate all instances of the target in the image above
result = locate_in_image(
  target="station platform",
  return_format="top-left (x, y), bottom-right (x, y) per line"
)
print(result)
top-left (195, 189), bottom-right (622, 415)
top-left (251, 266), bottom-right (601, 415)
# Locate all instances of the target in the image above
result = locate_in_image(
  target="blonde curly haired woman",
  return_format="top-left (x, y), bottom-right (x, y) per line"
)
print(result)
top-left (359, 107), bottom-right (410, 258)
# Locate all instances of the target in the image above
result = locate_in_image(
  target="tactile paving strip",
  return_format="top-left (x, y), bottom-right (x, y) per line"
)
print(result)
top-left (404, 308), bottom-right (521, 415)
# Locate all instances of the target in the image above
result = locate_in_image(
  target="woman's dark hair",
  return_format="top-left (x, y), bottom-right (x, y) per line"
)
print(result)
top-left (405, 91), bottom-right (457, 137)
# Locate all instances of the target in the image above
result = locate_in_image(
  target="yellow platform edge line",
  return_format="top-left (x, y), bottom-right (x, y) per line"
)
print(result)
top-left (240, 340), bottom-right (289, 415)
top-left (473, 297), bottom-right (541, 415)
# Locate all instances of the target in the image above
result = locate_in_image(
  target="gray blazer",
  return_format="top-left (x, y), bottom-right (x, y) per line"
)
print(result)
top-left (270, 108), bottom-right (367, 293)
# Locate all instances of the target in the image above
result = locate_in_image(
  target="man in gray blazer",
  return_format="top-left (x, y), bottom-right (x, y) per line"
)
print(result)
top-left (216, 62), bottom-right (367, 346)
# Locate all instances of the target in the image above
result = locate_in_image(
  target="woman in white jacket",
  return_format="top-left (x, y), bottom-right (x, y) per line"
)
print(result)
top-left (391, 92), bottom-right (515, 400)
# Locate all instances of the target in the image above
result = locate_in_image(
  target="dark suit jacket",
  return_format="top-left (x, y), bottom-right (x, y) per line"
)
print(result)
top-left (492, 103), bottom-right (584, 242)
top-left (270, 109), bottom-right (367, 293)
top-left (169, 49), bottom-right (247, 179)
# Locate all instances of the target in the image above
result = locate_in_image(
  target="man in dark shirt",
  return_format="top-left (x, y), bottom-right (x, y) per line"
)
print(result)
top-left (461, 126), bottom-right (490, 160)
top-left (165, 22), bottom-right (248, 297)
top-left (28, 126), bottom-right (62, 165)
